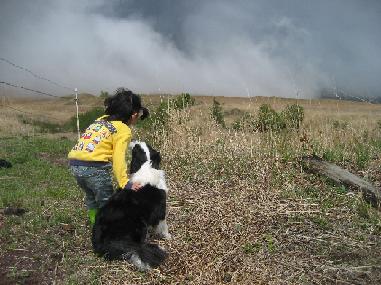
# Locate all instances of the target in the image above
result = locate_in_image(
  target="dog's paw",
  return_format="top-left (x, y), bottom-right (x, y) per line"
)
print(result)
top-left (153, 231), bottom-right (172, 240)
top-left (161, 232), bottom-right (172, 240)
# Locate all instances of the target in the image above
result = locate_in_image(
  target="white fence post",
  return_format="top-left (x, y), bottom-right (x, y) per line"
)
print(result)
top-left (75, 88), bottom-right (80, 140)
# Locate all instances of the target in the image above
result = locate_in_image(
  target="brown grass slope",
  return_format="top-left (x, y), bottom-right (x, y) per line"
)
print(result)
top-left (0, 94), bottom-right (381, 284)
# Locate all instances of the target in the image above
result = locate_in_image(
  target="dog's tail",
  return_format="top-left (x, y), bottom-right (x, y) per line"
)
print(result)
top-left (94, 238), bottom-right (167, 271)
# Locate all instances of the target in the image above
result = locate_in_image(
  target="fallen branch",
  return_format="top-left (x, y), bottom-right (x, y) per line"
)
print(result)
top-left (302, 155), bottom-right (381, 208)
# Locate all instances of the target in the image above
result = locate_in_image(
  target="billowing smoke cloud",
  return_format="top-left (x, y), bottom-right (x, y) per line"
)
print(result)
top-left (0, 0), bottom-right (380, 98)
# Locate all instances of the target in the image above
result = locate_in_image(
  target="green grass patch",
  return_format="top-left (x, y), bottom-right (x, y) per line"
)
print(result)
top-left (65, 107), bottom-right (104, 132)
top-left (0, 136), bottom-right (98, 283)
top-left (18, 115), bottom-right (63, 133)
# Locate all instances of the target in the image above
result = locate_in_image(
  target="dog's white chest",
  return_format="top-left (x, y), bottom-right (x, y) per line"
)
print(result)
top-left (131, 162), bottom-right (168, 193)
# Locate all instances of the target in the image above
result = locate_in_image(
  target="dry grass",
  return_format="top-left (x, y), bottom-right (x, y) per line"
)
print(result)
top-left (1, 94), bottom-right (381, 284)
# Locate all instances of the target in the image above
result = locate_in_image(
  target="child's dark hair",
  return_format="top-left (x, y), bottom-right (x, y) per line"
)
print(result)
top-left (104, 88), bottom-right (149, 124)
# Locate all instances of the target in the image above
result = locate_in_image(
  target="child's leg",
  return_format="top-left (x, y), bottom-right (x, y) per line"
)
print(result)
top-left (85, 164), bottom-right (114, 209)
top-left (87, 208), bottom-right (98, 225)
top-left (70, 165), bottom-right (102, 225)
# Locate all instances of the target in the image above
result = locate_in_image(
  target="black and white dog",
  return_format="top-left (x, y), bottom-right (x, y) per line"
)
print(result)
top-left (92, 141), bottom-right (170, 271)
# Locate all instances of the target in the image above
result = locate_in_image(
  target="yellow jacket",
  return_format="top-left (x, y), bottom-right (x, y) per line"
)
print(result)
top-left (68, 115), bottom-right (131, 188)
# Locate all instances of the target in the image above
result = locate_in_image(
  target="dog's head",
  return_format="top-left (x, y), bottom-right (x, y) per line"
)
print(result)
top-left (129, 141), bottom-right (161, 174)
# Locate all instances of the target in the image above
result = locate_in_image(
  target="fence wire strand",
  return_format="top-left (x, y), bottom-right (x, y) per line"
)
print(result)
top-left (0, 81), bottom-right (66, 98)
top-left (0, 103), bottom-right (62, 122)
top-left (0, 57), bottom-right (89, 139)
top-left (0, 57), bottom-right (73, 91)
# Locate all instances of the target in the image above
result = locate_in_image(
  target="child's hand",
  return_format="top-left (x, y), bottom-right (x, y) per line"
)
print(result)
top-left (124, 181), bottom-right (142, 191)
top-left (131, 182), bottom-right (142, 191)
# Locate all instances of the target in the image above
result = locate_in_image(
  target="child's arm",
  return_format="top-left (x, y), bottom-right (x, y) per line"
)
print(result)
top-left (112, 127), bottom-right (131, 189)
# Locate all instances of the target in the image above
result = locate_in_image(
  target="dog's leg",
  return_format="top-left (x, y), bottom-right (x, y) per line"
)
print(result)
top-left (154, 219), bottom-right (171, 240)
top-left (128, 254), bottom-right (151, 272)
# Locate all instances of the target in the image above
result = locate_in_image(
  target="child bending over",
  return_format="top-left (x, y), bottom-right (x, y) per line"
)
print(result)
top-left (68, 88), bottom-right (149, 225)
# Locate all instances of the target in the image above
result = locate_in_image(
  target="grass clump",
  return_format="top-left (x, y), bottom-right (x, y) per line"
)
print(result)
top-left (353, 142), bottom-right (371, 170)
top-left (231, 103), bottom-right (304, 132)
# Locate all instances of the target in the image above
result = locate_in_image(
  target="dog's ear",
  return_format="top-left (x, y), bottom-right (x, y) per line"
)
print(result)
top-left (130, 144), bottom-right (147, 174)
top-left (152, 150), bottom-right (161, 162)
top-left (129, 140), bottom-right (138, 149)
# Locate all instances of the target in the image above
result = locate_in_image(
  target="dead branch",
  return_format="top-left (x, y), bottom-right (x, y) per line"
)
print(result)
top-left (302, 155), bottom-right (381, 208)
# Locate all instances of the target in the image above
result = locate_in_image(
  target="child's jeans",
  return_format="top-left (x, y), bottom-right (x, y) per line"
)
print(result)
top-left (70, 164), bottom-right (114, 209)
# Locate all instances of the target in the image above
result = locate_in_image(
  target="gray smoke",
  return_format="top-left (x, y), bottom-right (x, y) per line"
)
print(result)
top-left (0, 0), bottom-right (380, 98)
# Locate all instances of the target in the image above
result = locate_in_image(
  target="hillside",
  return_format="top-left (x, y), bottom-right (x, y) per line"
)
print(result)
top-left (0, 95), bottom-right (381, 284)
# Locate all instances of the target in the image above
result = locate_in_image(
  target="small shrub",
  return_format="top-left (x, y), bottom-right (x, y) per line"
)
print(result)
top-left (232, 120), bottom-right (243, 131)
top-left (136, 101), bottom-right (169, 131)
top-left (137, 93), bottom-right (195, 131)
top-left (253, 104), bottom-right (304, 132)
top-left (171, 93), bottom-right (195, 110)
top-left (136, 93), bottom-right (195, 145)
top-left (282, 104), bottom-right (304, 129)
top-left (255, 104), bottom-right (285, 132)
top-left (99, 90), bottom-right (109, 99)
top-left (211, 98), bottom-right (226, 127)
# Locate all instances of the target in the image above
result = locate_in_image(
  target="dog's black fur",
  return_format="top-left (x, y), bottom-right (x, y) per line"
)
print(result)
top-left (92, 142), bottom-right (168, 270)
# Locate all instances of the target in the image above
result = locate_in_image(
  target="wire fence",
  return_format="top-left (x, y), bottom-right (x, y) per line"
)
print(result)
top-left (1, 56), bottom-right (379, 140)
top-left (0, 56), bottom-right (89, 139)
top-left (0, 57), bottom-right (73, 91)
top-left (0, 80), bottom-right (65, 99)
top-left (1, 104), bottom-right (62, 122)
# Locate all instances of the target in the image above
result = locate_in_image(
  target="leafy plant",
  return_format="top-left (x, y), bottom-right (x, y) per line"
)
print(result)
top-left (136, 93), bottom-right (195, 145)
top-left (211, 97), bottom-right (226, 127)
top-left (171, 93), bottom-right (195, 110)
top-left (282, 104), bottom-right (304, 129)
top-left (253, 104), bottom-right (305, 132)
top-left (99, 90), bottom-right (109, 99)
top-left (255, 104), bottom-right (285, 132)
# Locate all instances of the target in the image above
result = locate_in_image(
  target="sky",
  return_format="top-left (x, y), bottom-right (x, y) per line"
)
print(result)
top-left (0, 0), bottom-right (380, 98)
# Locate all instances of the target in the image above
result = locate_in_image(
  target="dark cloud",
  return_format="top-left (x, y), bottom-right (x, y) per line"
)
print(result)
top-left (0, 0), bottom-right (380, 98)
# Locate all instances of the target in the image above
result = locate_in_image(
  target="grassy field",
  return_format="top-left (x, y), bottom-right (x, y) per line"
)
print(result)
top-left (0, 94), bottom-right (381, 284)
